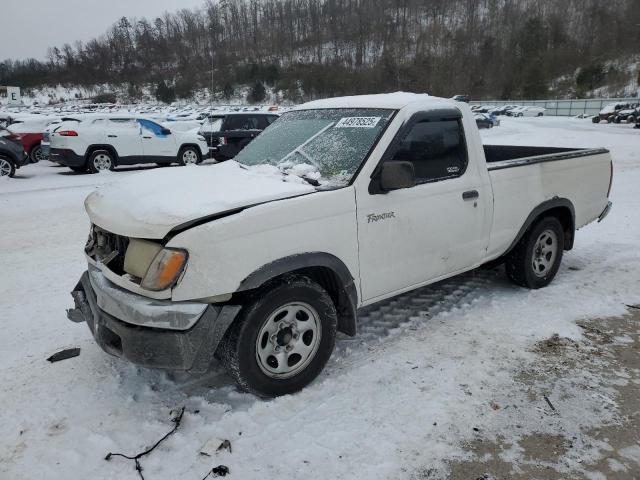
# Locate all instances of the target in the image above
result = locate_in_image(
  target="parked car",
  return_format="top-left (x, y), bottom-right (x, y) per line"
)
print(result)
top-left (452, 95), bottom-right (470, 103)
top-left (475, 113), bottom-right (499, 129)
top-left (5, 116), bottom-right (61, 162)
top-left (0, 128), bottom-right (30, 177)
top-left (488, 105), bottom-right (518, 116)
top-left (199, 112), bottom-right (279, 161)
top-left (68, 92), bottom-right (613, 397)
top-left (612, 104), bottom-right (639, 124)
top-left (509, 106), bottom-right (545, 117)
top-left (592, 102), bottom-right (632, 123)
top-left (50, 116), bottom-right (209, 173)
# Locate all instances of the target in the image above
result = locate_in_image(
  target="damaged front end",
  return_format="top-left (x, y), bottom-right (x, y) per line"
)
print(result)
top-left (67, 266), bottom-right (241, 372)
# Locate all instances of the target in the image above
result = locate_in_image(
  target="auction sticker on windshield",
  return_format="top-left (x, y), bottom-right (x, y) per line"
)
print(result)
top-left (334, 117), bottom-right (381, 128)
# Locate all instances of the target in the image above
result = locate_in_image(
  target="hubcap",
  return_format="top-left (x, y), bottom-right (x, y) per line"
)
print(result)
top-left (93, 154), bottom-right (112, 171)
top-left (255, 302), bottom-right (321, 379)
top-left (0, 158), bottom-right (11, 176)
top-left (182, 150), bottom-right (198, 164)
top-left (532, 229), bottom-right (558, 278)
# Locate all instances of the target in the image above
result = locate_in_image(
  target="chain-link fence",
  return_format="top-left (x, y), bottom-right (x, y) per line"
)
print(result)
top-left (469, 98), bottom-right (640, 117)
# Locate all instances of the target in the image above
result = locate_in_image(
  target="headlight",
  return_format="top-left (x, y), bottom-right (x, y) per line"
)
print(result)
top-left (141, 248), bottom-right (188, 291)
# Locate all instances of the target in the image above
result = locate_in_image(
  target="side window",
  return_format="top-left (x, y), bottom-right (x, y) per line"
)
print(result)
top-left (224, 116), bottom-right (259, 130)
top-left (390, 119), bottom-right (467, 183)
top-left (137, 119), bottom-right (167, 137)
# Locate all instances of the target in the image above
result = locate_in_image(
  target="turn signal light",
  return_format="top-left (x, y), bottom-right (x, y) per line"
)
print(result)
top-left (141, 248), bottom-right (188, 291)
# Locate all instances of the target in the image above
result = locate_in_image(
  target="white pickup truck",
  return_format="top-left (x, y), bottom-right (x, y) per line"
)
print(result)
top-left (68, 93), bottom-right (613, 397)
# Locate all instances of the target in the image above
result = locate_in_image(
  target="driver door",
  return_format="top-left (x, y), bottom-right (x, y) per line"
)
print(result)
top-left (356, 113), bottom-right (490, 302)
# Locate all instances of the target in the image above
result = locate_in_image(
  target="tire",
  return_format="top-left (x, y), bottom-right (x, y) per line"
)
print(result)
top-left (219, 275), bottom-right (337, 397)
top-left (178, 146), bottom-right (201, 166)
top-left (30, 144), bottom-right (45, 163)
top-left (537, 112), bottom-right (544, 117)
top-left (0, 156), bottom-right (15, 178)
top-left (613, 116), bottom-right (621, 124)
top-left (88, 150), bottom-right (114, 173)
top-left (505, 216), bottom-right (565, 289)
top-left (627, 116), bottom-right (636, 124)
top-left (69, 165), bottom-right (86, 173)
top-left (592, 116), bottom-right (600, 124)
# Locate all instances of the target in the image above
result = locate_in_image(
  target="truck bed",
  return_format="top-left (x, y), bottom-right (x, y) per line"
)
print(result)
top-left (484, 145), bottom-right (609, 171)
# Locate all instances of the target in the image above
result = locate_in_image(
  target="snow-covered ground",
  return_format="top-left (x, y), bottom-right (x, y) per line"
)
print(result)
top-left (1, 117), bottom-right (639, 479)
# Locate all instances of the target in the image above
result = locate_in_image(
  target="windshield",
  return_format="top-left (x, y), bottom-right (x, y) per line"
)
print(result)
top-left (234, 108), bottom-right (394, 188)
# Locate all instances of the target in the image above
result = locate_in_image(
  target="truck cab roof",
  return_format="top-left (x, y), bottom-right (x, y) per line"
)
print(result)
top-left (295, 92), bottom-right (457, 111)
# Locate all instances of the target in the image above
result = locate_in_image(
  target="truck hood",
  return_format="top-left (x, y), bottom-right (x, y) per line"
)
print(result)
top-left (85, 161), bottom-right (316, 238)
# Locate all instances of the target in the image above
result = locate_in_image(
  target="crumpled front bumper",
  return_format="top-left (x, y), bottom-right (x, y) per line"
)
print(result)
top-left (67, 267), bottom-right (241, 372)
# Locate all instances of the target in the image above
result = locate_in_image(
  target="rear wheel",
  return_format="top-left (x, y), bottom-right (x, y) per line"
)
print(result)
top-left (30, 145), bottom-right (45, 163)
top-left (505, 217), bottom-right (564, 289)
top-left (0, 157), bottom-right (15, 178)
top-left (178, 146), bottom-right (201, 166)
top-left (88, 150), bottom-right (114, 173)
top-left (219, 275), bottom-right (337, 397)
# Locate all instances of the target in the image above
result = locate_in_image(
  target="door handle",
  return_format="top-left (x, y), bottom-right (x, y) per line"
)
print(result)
top-left (107, 135), bottom-right (118, 138)
top-left (462, 190), bottom-right (479, 200)
top-left (142, 136), bottom-right (152, 139)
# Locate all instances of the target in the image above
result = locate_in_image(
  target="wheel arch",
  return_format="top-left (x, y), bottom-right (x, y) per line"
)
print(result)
top-left (237, 253), bottom-right (358, 337)
top-left (179, 143), bottom-right (203, 158)
top-left (506, 198), bottom-right (576, 255)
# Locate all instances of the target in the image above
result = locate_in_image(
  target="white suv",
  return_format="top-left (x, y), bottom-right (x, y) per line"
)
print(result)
top-left (50, 116), bottom-right (209, 173)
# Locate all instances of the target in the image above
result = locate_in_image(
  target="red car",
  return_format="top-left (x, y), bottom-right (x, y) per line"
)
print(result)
top-left (6, 116), bottom-right (61, 162)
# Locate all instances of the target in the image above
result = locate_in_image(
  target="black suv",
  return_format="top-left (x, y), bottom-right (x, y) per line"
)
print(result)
top-left (0, 129), bottom-right (29, 177)
top-left (200, 112), bottom-right (279, 161)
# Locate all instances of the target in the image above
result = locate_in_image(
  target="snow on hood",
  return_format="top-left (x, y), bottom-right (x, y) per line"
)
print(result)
top-left (85, 161), bottom-right (316, 238)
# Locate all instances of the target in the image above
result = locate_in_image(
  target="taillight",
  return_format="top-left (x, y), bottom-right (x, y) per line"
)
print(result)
top-left (607, 160), bottom-right (613, 198)
top-left (58, 130), bottom-right (78, 137)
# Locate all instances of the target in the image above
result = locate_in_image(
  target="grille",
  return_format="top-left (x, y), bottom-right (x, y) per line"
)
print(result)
top-left (85, 225), bottom-right (130, 275)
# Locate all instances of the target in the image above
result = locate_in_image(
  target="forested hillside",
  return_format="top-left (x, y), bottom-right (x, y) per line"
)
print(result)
top-left (2, 0), bottom-right (639, 103)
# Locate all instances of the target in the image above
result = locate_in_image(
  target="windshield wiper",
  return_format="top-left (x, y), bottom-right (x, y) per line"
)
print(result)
top-left (279, 122), bottom-right (334, 168)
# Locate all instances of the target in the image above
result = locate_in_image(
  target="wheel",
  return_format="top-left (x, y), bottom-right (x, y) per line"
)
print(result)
top-left (88, 150), bottom-right (114, 173)
top-left (627, 116), bottom-right (636, 124)
top-left (69, 165), bottom-right (86, 173)
top-left (505, 216), bottom-right (564, 289)
top-left (0, 156), bottom-right (15, 178)
top-left (613, 116), bottom-right (621, 124)
top-left (30, 144), bottom-right (45, 163)
top-left (537, 112), bottom-right (544, 117)
top-left (178, 146), bottom-right (201, 166)
top-left (592, 116), bottom-right (600, 124)
top-left (219, 275), bottom-right (337, 397)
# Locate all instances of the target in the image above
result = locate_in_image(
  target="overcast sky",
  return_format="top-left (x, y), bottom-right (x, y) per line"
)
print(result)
top-left (1, 0), bottom-right (206, 60)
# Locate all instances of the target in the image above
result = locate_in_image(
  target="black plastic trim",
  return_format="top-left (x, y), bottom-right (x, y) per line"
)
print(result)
top-left (504, 197), bottom-right (576, 255)
top-left (487, 148), bottom-right (609, 171)
top-left (238, 252), bottom-right (358, 336)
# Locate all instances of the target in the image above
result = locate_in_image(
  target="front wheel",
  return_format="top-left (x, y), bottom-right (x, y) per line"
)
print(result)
top-left (219, 275), bottom-right (337, 397)
top-left (178, 146), bottom-right (201, 166)
top-left (0, 157), bottom-right (15, 178)
top-left (505, 216), bottom-right (565, 289)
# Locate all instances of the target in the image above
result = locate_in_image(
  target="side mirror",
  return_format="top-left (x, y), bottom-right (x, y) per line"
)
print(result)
top-left (161, 128), bottom-right (172, 135)
top-left (377, 161), bottom-right (415, 192)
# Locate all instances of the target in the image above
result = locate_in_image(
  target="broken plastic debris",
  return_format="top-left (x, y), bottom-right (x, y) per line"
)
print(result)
top-left (200, 438), bottom-right (232, 457)
top-left (47, 348), bottom-right (80, 363)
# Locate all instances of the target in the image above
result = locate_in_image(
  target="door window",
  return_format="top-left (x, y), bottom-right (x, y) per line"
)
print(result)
top-left (389, 119), bottom-right (467, 183)
top-left (224, 115), bottom-right (259, 130)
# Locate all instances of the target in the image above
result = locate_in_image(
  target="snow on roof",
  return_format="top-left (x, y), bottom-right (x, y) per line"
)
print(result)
top-left (295, 92), bottom-right (456, 111)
